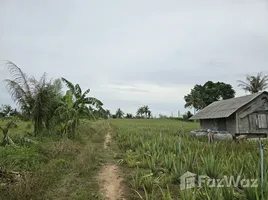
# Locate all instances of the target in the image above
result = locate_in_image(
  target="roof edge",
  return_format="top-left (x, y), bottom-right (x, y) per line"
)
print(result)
top-left (189, 91), bottom-right (268, 120)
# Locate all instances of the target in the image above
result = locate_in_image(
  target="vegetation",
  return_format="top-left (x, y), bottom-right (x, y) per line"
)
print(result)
top-left (0, 120), bottom-right (109, 200)
top-left (112, 119), bottom-right (268, 200)
top-left (184, 81), bottom-right (235, 112)
top-left (4, 61), bottom-right (103, 137)
top-left (0, 61), bottom-right (108, 199)
top-left (237, 72), bottom-right (268, 94)
top-left (126, 113), bottom-right (134, 118)
top-left (115, 108), bottom-right (124, 118)
top-left (136, 105), bottom-right (151, 118)
top-left (182, 111), bottom-right (193, 121)
top-left (1, 61), bottom-right (268, 200)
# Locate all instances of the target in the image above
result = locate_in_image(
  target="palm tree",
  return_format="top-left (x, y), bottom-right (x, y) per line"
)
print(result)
top-left (104, 109), bottom-right (111, 119)
top-left (115, 108), bottom-right (124, 118)
top-left (5, 61), bottom-right (34, 118)
top-left (125, 113), bottom-right (133, 118)
top-left (184, 89), bottom-right (205, 113)
top-left (136, 107), bottom-right (144, 118)
top-left (148, 110), bottom-right (151, 119)
top-left (143, 105), bottom-right (151, 118)
top-left (5, 62), bottom-right (61, 136)
top-left (237, 72), bottom-right (268, 94)
top-left (136, 106), bottom-right (151, 118)
top-left (143, 105), bottom-right (149, 118)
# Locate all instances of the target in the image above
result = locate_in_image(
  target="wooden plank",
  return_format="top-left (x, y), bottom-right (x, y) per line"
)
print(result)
top-left (236, 112), bottom-right (239, 133)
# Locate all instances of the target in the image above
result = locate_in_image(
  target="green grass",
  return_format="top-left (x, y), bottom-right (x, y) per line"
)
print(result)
top-left (110, 118), bottom-right (268, 200)
top-left (0, 119), bottom-right (109, 200)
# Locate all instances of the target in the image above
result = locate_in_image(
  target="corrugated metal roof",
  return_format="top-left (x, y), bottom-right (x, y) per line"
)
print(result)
top-left (190, 91), bottom-right (268, 120)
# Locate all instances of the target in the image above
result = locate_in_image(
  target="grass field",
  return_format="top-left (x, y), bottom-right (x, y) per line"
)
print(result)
top-left (0, 119), bottom-right (110, 200)
top-left (1, 118), bottom-right (268, 200)
top-left (111, 119), bottom-right (268, 200)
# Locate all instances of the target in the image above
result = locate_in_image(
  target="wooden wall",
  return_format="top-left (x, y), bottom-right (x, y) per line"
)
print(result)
top-left (237, 93), bottom-right (268, 134)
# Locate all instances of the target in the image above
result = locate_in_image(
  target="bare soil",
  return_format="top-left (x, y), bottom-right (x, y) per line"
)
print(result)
top-left (98, 124), bottom-right (125, 200)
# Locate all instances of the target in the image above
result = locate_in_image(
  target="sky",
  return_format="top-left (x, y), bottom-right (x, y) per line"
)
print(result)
top-left (1, 0), bottom-right (268, 117)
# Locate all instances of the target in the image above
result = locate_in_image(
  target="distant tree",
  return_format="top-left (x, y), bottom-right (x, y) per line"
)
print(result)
top-left (143, 105), bottom-right (150, 118)
top-left (104, 109), bottom-right (111, 119)
top-left (9, 108), bottom-right (22, 118)
top-left (159, 114), bottom-right (168, 119)
top-left (184, 81), bottom-right (235, 111)
top-left (136, 107), bottom-right (144, 118)
top-left (136, 105), bottom-right (151, 118)
top-left (125, 113), bottom-right (133, 118)
top-left (183, 111), bottom-right (193, 121)
top-left (115, 108), bottom-right (124, 118)
top-left (148, 110), bottom-right (151, 119)
top-left (1, 105), bottom-right (13, 117)
top-left (237, 72), bottom-right (268, 94)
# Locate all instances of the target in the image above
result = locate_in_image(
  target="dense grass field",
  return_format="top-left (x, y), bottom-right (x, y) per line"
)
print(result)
top-left (0, 119), bottom-right (109, 200)
top-left (1, 118), bottom-right (268, 200)
top-left (111, 119), bottom-right (268, 200)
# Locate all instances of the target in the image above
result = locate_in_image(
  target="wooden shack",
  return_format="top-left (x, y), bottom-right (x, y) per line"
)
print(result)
top-left (190, 91), bottom-right (268, 137)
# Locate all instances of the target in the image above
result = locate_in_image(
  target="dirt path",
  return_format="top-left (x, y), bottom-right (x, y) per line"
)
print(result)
top-left (98, 123), bottom-right (125, 200)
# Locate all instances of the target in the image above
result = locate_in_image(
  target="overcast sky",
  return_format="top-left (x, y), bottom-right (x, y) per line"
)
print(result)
top-left (1, 0), bottom-right (268, 117)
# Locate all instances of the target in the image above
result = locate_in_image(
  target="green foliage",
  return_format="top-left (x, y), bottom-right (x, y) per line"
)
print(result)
top-left (126, 113), bottom-right (133, 118)
top-left (4, 61), bottom-right (105, 138)
top-left (137, 105), bottom-right (151, 118)
top-left (0, 118), bottom-right (18, 146)
top-left (115, 108), bottom-right (124, 118)
top-left (184, 81), bottom-right (236, 111)
top-left (112, 119), bottom-right (268, 199)
top-left (5, 62), bottom-right (64, 136)
top-left (0, 145), bottom-right (41, 171)
top-left (237, 72), bottom-right (268, 94)
top-left (182, 111), bottom-right (193, 121)
top-left (0, 120), bottom-right (108, 200)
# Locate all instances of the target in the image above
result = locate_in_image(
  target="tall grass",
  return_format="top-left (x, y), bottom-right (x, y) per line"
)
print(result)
top-left (0, 120), bottom-right (108, 200)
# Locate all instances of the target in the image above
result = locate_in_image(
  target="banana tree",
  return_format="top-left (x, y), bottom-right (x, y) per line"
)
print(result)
top-left (61, 78), bottom-right (103, 110)
top-left (57, 78), bottom-right (104, 137)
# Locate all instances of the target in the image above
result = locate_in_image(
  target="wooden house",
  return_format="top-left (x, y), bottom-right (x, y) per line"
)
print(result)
top-left (190, 91), bottom-right (268, 137)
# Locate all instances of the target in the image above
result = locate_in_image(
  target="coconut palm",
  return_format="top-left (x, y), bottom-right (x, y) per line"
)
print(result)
top-left (237, 72), bottom-right (268, 94)
top-left (115, 108), bottom-right (124, 118)
top-left (148, 110), bottom-right (151, 119)
top-left (143, 105), bottom-right (151, 118)
top-left (136, 106), bottom-right (151, 118)
top-left (136, 107), bottom-right (144, 118)
top-left (105, 109), bottom-right (111, 118)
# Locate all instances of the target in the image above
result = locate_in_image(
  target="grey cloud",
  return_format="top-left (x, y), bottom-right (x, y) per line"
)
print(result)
top-left (1, 0), bottom-right (268, 115)
top-left (109, 87), bottom-right (150, 93)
